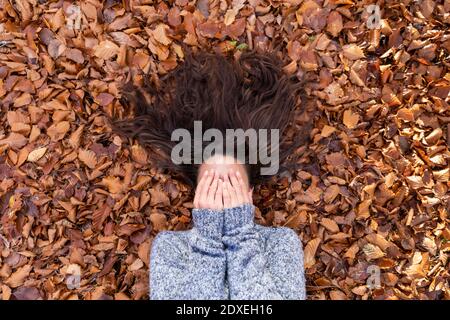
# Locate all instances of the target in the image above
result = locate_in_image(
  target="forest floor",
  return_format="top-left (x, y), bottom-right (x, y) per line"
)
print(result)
top-left (0, 0), bottom-right (449, 300)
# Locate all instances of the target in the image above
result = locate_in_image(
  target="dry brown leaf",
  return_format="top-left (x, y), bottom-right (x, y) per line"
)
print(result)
top-left (362, 243), bottom-right (385, 261)
top-left (114, 292), bottom-right (131, 300)
top-left (47, 121), bottom-right (70, 141)
top-left (356, 199), bottom-right (371, 220)
top-left (95, 93), bottom-right (115, 107)
top-left (150, 188), bottom-right (170, 206)
top-left (342, 44), bottom-right (365, 60)
top-left (0, 133), bottom-right (28, 149)
top-left (48, 39), bottom-right (66, 59)
top-left (327, 11), bottom-right (343, 37)
top-left (138, 240), bottom-right (151, 266)
top-left (27, 147), bottom-right (47, 163)
top-left (94, 40), bottom-right (119, 60)
top-left (330, 290), bottom-right (348, 300)
top-left (406, 176), bottom-right (424, 190)
top-left (6, 265), bottom-right (32, 288)
top-left (320, 125), bottom-right (336, 137)
top-left (150, 212), bottom-right (168, 231)
top-left (344, 243), bottom-right (359, 261)
top-left (69, 124), bottom-right (84, 149)
top-left (323, 185), bottom-right (340, 203)
top-left (101, 176), bottom-right (123, 194)
top-left (343, 109), bottom-right (359, 129)
top-left (2, 285), bottom-right (11, 300)
top-left (433, 168), bottom-right (449, 182)
top-left (320, 217), bottom-right (339, 233)
top-left (396, 108), bottom-right (415, 122)
top-left (131, 144), bottom-right (148, 165)
top-left (304, 238), bottom-right (321, 268)
top-left (152, 24), bottom-right (172, 46)
top-left (366, 233), bottom-right (391, 251)
top-left (129, 258), bottom-right (144, 271)
top-left (78, 149), bottom-right (97, 169)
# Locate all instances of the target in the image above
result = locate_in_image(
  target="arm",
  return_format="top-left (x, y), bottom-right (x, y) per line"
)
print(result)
top-left (149, 208), bottom-right (227, 300)
top-left (222, 204), bottom-right (306, 300)
top-left (150, 169), bottom-right (229, 300)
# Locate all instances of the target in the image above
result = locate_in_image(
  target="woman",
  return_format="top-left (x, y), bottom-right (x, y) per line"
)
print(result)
top-left (109, 49), bottom-right (310, 300)
top-left (150, 155), bottom-right (306, 300)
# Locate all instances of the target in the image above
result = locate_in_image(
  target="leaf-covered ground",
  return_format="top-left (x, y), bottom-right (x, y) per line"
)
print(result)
top-left (0, 0), bottom-right (449, 300)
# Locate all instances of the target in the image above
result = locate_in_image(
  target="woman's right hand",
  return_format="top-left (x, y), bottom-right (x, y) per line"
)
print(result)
top-left (193, 169), bottom-right (224, 210)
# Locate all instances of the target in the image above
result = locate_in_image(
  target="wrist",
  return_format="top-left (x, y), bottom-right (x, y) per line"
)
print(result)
top-left (223, 203), bottom-right (255, 234)
top-left (192, 208), bottom-right (224, 241)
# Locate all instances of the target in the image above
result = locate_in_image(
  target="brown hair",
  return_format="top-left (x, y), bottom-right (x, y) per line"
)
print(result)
top-left (108, 49), bottom-right (311, 187)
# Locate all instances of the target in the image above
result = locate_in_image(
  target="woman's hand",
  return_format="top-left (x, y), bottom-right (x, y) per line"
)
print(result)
top-left (193, 169), bottom-right (224, 210)
top-left (193, 169), bottom-right (253, 210)
top-left (222, 170), bottom-right (252, 209)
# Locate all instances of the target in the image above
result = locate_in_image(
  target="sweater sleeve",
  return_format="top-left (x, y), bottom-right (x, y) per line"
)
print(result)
top-left (222, 204), bottom-right (306, 300)
top-left (149, 208), bottom-right (228, 300)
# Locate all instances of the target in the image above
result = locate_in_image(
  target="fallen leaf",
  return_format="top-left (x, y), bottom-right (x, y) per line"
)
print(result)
top-left (78, 149), bottom-right (97, 169)
top-left (27, 147), bottom-right (47, 163)
top-left (304, 238), bottom-right (321, 268)
top-left (6, 265), bottom-right (32, 288)
top-left (342, 44), bottom-right (365, 60)
top-left (343, 109), bottom-right (359, 129)
top-left (327, 11), bottom-right (343, 37)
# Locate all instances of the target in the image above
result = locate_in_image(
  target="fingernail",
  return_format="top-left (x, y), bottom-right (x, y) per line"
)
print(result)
top-left (236, 171), bottom-right (240, 177)
top-left (204, 170), bottom-right (208, 176)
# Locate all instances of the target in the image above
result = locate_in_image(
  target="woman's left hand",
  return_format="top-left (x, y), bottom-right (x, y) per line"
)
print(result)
top-left (222, 170), bottom-right (252, 209)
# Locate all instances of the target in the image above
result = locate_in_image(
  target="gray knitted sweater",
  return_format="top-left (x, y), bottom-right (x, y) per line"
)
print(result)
top-left (149, 203), bottom-right (306, 300)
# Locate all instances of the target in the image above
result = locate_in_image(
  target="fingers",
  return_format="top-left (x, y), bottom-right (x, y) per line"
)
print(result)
top-left (214, 179), bottom-right (223, 210)
top-left (229, 170), bottom-right (245, 204)
top-left (222, 177), bottom-right (232, 208)
top-left (201, 169), bottom-right (214, 200)
top-left (223, 173), bottom-right (238, 207)
top-left (206, 170), bottom-right (219, 208)
top-left (194, 169), bottom-right (215, 209)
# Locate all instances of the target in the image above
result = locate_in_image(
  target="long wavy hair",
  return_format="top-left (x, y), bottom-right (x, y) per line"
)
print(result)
top-left (108, 49), bottom-right (311, 187)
